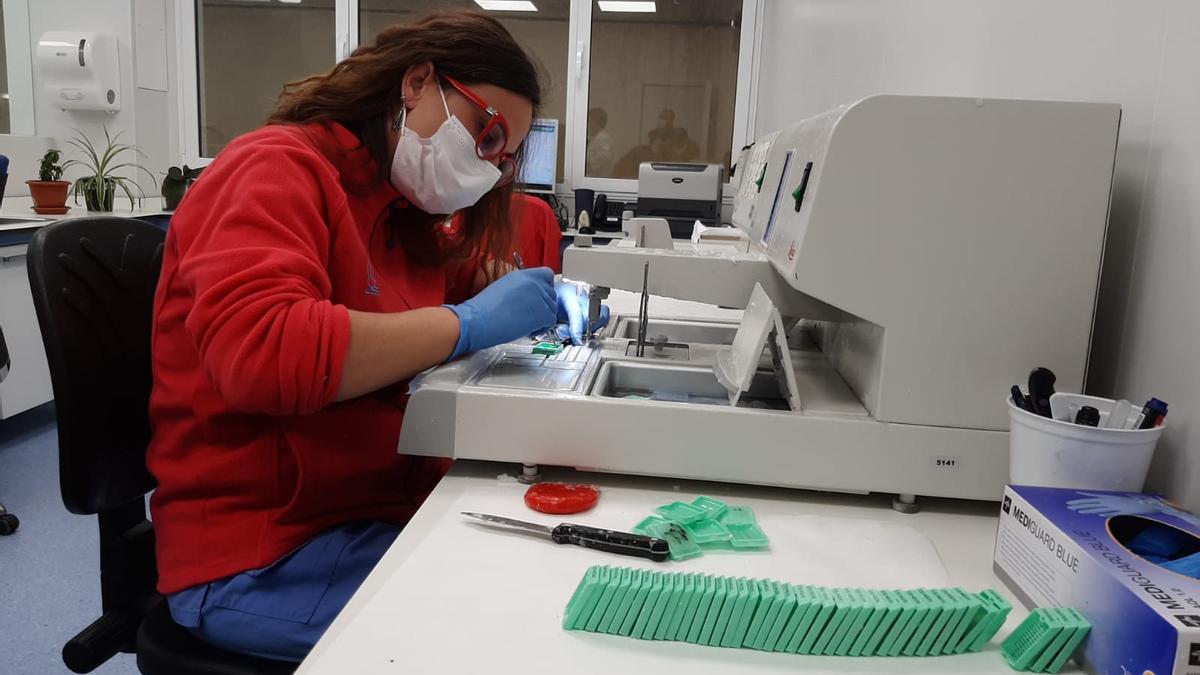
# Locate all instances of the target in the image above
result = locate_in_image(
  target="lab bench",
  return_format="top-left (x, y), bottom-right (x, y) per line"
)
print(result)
top-left (297, 460), bottom-right (1054, 674)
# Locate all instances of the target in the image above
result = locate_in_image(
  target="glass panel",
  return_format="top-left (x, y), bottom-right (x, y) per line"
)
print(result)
top-left (0, 3), bottom-right (10, 134)
top-left (359, 0), bottom-right (570, 182)
top-left (588, 0), bottom-right (741, 179)
top-left (197, 0), bottom-right (335, 157)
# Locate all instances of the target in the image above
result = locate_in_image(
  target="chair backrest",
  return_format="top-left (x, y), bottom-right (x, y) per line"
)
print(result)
top-left (27, 218), bottom-right (165, 515)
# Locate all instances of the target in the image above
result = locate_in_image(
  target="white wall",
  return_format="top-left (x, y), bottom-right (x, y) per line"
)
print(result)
top-left (31, 1), bottom-right (137, 157)
top-left (756, 0), bottom-right (1200, 509)
top-left (133, 0), bottom-right (173, 187)
top-left (1113, 2), bottom-right (1200, 508)
top-left (1, 0), bottom-right (171, 202)
top-left (1, 0), bottom-right (38, 141)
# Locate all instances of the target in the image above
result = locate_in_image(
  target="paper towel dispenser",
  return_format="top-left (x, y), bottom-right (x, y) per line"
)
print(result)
top-left (37, 32), bottom-right (121, 112)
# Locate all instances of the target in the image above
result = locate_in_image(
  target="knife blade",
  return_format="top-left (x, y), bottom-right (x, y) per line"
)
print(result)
top-left (461, 512), bottom-right (553, 534)
top-left (462, 512), bottom-right (670, 562)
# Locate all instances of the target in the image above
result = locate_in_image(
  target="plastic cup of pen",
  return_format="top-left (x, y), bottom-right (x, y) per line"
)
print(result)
top-left (1007, 393), bottom-right (1163, 491)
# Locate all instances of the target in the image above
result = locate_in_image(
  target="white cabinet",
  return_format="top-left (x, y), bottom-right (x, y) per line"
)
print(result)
top-left (0, 243), bottom-right (53, 418)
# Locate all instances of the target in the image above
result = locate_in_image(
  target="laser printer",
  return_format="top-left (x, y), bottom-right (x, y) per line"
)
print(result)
top-left (636, 162), bottom-right (723, 238)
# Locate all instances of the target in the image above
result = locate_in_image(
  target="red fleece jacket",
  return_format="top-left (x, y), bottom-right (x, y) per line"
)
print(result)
top-left (148, 122), bottom-right (457, 594)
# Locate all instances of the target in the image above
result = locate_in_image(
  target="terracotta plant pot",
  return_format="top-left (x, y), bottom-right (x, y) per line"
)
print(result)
top-left (26, 180), bottom-right (71, 215)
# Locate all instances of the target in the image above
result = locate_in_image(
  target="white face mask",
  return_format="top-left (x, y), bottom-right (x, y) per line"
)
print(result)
top-left (389, 82), bottom-right (502, 215)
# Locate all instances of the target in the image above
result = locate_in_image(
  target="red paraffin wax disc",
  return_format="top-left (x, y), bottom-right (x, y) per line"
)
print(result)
top-left (524, 483), bottom-right (600, 514)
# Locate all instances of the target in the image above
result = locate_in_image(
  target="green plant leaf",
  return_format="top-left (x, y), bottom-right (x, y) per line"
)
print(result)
top-left (64, 126), bottom-right (156, 199)
top-left (104, 164), bottom-right (156, 193)
top-left (99, 140), bottom-right (133, 174)
top-left (114, 177), bottom-right (140, 210)
top-left (69, 128), bottom-right (101, 168)
top-left (71, 176), bottom-right (91, 204)
top-left (65, 136), bottom-right (100, 176)
top-left (37, 149), bottom-right (66, 182)
top-left (114, 176), bottom-right (146, 199)
top-left (102, 126), bottom-right (117, 164)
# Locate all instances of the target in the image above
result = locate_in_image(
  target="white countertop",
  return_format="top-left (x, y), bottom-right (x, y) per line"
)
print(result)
top-left (299, 461), bottom-right (1060, 675)
top-left (0, 196), bottom-right (170, 231)
top-left (564, 228), bottom-right (626, 239)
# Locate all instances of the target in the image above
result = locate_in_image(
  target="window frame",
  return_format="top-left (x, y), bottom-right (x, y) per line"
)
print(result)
top-left (176, 0), bottom-right (349, 167)
top-left (337, 0), bottom-right (359, 61)
top-left (176, 0), bottom-right (764, 197)
top-left (565, 0), bottom-right (762, 197)
top-left (176, 0), bottom-right (203, 166)
top-left (2, 0), bottom-right (37, 136)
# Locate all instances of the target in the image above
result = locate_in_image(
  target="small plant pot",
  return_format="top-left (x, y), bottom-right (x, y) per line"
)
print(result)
top-left (26, 180), bottom-right (71, 214)
top-left (82, 178), bottom-right (117, 212)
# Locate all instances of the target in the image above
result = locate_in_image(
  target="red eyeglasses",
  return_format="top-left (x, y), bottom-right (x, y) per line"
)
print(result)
top-left (441, 73), bottom-right (517, 186)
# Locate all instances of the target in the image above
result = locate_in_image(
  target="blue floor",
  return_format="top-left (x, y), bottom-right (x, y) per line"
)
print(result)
top-left (0, 404), bottom-right (139, 675)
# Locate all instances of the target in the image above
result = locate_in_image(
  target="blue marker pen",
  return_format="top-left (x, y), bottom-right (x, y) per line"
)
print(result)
top-left (1133, 397), bottom-right (1168, 429)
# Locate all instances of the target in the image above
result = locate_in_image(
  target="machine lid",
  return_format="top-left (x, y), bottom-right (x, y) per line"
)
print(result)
top-left (713, 283), bottom-right (802, 410)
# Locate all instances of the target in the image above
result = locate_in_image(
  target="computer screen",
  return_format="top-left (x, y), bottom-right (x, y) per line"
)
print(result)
top-left (519, 118), bottom-right (558, 193)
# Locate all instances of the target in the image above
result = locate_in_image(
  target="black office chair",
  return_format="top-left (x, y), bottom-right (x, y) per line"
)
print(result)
top-left (27, 218), bottom-right (297, 674)
top-left (0, 324), bottom-right (19, 536)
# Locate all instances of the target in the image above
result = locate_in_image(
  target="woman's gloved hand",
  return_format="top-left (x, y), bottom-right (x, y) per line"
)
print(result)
top-left (446, 267), bottom-right (557, 359)
top-left (555, 282), bottom-right (610, 345)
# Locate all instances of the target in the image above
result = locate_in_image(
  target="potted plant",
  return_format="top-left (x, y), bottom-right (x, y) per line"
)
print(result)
top-left (62, 127), bottom-right (156, 212)
top-left (161, 165), bottom-right (204, 211)
top-left (26, 149), bottom-right (72, 215)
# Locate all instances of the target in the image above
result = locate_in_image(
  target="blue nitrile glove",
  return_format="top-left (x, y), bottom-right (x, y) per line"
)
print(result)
top-left (1161, 551), bottom-right (1200, 580)
top-left (1126, 524), bottom-right (1192, 558)
top-left (445, 267), bottom-right (557, 359)
top-left (1066, 491), bottom-right (1200, 527)
top-left (1065, 492), bottom-right (1165, 517)
top-left (555, 281), bottom-right (610, 345)
top-left (1159, 505), bottom-right (1200, 528)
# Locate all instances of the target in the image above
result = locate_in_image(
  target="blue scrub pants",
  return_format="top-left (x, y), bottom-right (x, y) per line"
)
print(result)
top-left (166, 520), bottom-right (401, 662)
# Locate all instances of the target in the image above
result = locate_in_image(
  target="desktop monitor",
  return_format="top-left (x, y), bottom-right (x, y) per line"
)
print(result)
top-left (519, 118), bottom-right (558, 193)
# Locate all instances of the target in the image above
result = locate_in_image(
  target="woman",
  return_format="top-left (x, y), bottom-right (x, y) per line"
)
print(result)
top-left (148, 10), bottom-right (596, 662)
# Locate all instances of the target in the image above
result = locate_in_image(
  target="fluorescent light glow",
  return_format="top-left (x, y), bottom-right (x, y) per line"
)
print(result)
top-left (474, 0), bottom-right (538, 11)
top-left (597, 1), bottom-right (656, 12)
top-left (277, 0), bottom-right (302, 4)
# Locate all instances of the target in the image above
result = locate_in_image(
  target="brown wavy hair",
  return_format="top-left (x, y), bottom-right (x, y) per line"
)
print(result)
top-left (268, 9), bottom-right (543, 267)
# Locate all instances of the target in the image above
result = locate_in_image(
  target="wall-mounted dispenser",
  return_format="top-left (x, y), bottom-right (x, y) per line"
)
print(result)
top-left (37, 32), bottom-right (121, 112)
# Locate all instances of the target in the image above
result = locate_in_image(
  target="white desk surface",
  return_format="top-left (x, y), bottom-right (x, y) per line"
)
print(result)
top-left (563, 228), bottom-right (626, 239)
top-left (0, 196), bottom-right (169, 231)
top-left (300, 461), bottom-right (1069, 674)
